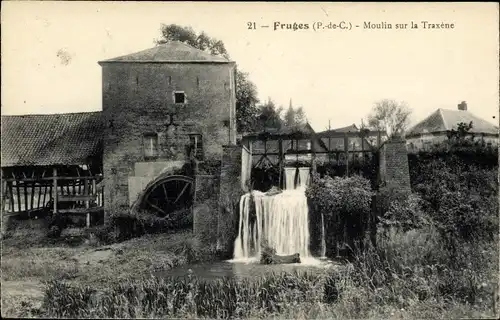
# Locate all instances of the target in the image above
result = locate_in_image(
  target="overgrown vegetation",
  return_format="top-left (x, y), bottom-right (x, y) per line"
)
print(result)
top-left (42, 272), bottom-right (326, 319)
top-left (88, 208), bottom-right (193, 245)
top-left (304, 137), bottom-right (499, 318)
top-left (306, 174), bottom-right (373, 256)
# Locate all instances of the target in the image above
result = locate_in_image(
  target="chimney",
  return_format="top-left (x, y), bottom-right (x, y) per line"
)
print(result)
top-left (458, 101), bottom-right (467, 111)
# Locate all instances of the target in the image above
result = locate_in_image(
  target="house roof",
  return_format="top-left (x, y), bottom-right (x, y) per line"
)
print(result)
top-left (99, 41), bottom-right (232, 64)
top-left (406, 108), bottom-right (499, 137)
top-left (318, 124), bottom-right (359, 134)
top-left (318, 124), bottom-right (375, 150)
top-left (1, 112), bottom-right (103, 167)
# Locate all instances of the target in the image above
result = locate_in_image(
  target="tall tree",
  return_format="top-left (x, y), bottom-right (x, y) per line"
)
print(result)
top-left (366, 99), bottom-right (412, 138)
top-left (255, 98), bottom-right (284, 131)
top-left (283, 99), bottom-right (307, 127)
top-left (294, 106), bottom-right (306, 125)
top-left (155, 24), bottom-right (260, 132)
top-left (284, 105), bottom-right (296, 127)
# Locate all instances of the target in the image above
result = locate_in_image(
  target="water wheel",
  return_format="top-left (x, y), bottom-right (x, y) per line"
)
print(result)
top-left (140, 175), bottom-right (194, 218)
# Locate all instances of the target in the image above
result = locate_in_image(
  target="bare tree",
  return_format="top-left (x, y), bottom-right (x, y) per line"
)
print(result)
top-left (367, 99), bottom-right (412, 138)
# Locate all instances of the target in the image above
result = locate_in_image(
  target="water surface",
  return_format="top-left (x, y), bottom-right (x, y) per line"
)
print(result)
top-left (156, 258), bottom-right (341, 281)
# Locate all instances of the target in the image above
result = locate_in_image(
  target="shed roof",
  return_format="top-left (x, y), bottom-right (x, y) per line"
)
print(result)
top-left (1, 112), bottom-right (103, 167)
top-left (406, 108), bottom-right (499, 137)
top-left (99, 41), bottom-right (232, 64)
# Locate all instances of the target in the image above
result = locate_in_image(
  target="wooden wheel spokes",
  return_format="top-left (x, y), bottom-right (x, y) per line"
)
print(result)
top-left (174, 181), bottom-right (190, 204)
top-left (143, 176), bottom-right (194, 217)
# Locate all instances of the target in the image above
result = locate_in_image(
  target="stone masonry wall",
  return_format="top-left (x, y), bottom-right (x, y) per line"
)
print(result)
top-left (101, 62), bottom-right (236, 215)
top-left (378, 138), bottom-right (411, 190)
top-left (217, 145), bottom-right (243, 256)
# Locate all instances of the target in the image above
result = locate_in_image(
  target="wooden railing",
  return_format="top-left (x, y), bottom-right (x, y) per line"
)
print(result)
top-left (2, 170), bottom-right (104, 227)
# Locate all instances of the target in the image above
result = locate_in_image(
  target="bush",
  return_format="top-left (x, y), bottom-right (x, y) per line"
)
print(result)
top-left (307, 174), bottom-right (372, 218)
top-left (306, 174), bottom-right (373, 256)
top-left (108, 209), bottom-right (193, 241)
top-left (196, 159), bottom-right (222, 175)
top-left (410, 157), bottom-right (498, 245)
top-left (376, 185), bottom-right (429, 233)
top-left (89, 207), bottom-right (193, 245)
top-left (46, 214), bottom-right (72, 238)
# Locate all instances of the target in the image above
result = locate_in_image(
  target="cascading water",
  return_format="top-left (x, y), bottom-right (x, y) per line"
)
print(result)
top-left (298, 167), bottom-right (310, 188)
top-left (284, 167), bottom-right (297, 190)
top-left (320, 212), bottom-right (326, 258)
top-left (233, 167), bottom-right (313, 262)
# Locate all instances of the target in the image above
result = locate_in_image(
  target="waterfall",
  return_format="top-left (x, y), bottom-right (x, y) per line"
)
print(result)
top-left (233, 167), bottom-right (313, 261)
top-left (284, 167), bottom-right (297, 190)
top-left (297, 167), bottom-right (311, 188)
top-left (320, 212), bottom-right (326, 258)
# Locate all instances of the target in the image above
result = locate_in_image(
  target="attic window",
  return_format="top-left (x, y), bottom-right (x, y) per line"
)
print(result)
top-left (174, 91), bottom-right (186, 104)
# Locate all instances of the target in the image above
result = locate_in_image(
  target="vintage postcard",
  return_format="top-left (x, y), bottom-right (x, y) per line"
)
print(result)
top-left (1, 1), bottom-right (499, 319)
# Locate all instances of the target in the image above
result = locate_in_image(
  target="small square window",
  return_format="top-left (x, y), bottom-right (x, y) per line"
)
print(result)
top-left (174, 91), bottom-right (186, 104)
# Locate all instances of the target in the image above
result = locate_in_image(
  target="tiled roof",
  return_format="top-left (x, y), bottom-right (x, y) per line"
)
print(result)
top-left (406, 108), bottom-right (499, 137)
top-left (100, 41), bottom-right (232, 63)
top-left (1, 112), bottom-right (103, 167)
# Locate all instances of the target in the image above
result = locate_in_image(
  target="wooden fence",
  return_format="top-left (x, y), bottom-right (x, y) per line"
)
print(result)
top-left (2, 169), bottom-right (104, 227)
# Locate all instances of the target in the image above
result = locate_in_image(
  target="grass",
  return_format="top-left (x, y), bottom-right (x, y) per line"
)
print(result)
top-left (41, 271), bottom-right (327, 319)
top-left (2, 214), bottom-right (498, 319)
top-left (1, 227), bottom-right (213, 318)
top-left (6, 225), bottom-right (496, 319)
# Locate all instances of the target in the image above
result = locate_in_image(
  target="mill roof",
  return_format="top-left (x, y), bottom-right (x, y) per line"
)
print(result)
top-left (99, 41), bottom-right (232, 64)
top-left (406, 108), bottom-right (499, 137)
top-left (1, 112), bottom-right (103, 167)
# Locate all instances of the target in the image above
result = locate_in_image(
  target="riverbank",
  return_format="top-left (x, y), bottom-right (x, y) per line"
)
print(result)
top-left (3, 225), bottom-right (497, 319)
top-left (1, 228), bottom-right (201, 318)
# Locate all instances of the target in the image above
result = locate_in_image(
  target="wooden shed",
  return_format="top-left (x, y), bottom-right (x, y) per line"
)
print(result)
top-left (1, 112), bottom-right (104, 226)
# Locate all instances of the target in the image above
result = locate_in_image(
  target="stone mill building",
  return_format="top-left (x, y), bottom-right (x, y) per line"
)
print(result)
top-left (98, 41), bottom-right (237, 216)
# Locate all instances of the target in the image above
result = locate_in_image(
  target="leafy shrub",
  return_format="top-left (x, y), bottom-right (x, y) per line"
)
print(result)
top-left (87, 223), bottom-right (118, 245)
top-left (410, 156), bottom-right (498, 246)
top-left (433, 191), bottom-right (498, 246)
top-left (306, 174), bottom-right (373, 256)
top-left (196, 159), bottom-right (222, 175)
top-left (376, 185), bottom-right (429, 233)
top-left (46, 214), bottom-right (72, 238)
top-left (108, 208), bottom-right (193, 242)
top-left (307, 174), bottom-right (372, 217)
top-left (315, 153), bottom-right (379, 189)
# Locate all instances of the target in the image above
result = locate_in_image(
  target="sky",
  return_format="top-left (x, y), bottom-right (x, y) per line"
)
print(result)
top-left (1, 1), bottom-right (499, 132)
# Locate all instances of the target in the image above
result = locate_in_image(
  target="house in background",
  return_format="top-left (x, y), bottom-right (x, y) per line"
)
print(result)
top-left (318, 124), bottom-right (375, 152)
top-left (405, 101), bottom-right (499, 152)
top-left (248, 122), bottom-right (328, 165)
